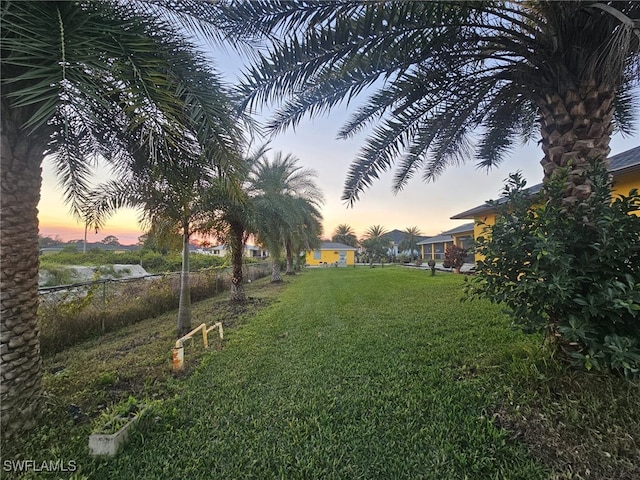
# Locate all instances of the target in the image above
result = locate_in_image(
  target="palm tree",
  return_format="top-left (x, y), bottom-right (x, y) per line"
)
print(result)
top-left (293, 207), bottom-right (324, 272)
top-left (209, 147), bottom-right (267, 303)
top-left (1, 1), bottom-right (239, 438)
top-left (219, 2), bottom-right (639, 205)
top-left (399, 226), bottom-right (423, 262)
top-left (283, 196), bottom-right (324, 275)
top-left (361, 225), bottom-right (391, 267)
top-left (332, 224), bottom-right (358, 248)
top-left (84, 143), bottom-right (234, 336)
top-left (249, 151), bottom-right (324, 282)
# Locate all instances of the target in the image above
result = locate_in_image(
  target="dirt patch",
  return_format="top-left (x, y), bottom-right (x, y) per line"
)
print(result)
top-left (210, 297), bottom-right (273, 329)
top-left (39, 280), bottom-right (278, 431)
top-left (490, 378), bottom-right (640, 480)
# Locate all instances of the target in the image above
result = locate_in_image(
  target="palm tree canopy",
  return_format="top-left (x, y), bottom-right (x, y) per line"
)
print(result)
top-left (332, 223), bottom-right (358, 247)
top-left (248, 151), bottom-right (324, 256)
top-left (361, 224), bottom-right (391, 259)
top-left (249, 151), bottom-right (324, 206)
top-left (399, 226), bottom-right (423, 257)
top-left (364, 224), bottom-right (388, 241)
top-left (218, 1), bottom-right (640, 203)
top-left (2, 0), bottom-right (242, 214)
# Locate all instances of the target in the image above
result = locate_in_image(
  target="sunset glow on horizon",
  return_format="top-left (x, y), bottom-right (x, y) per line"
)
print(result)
top-left (38, 131), bottom-right (640, 246)
top-left (37, 44), bottom-right (640, 247)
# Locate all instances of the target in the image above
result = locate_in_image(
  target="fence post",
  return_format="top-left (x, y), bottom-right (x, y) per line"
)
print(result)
top-left (101, 280), bottom-right (107, 332)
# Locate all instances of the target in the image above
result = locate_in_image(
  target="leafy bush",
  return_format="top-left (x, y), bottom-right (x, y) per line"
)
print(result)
top-left (443, 245), bottom-right (467, 270)
top-left (427, 259), bottom-right (436, 276)
top-left (466, 160), bottom-right (640, 377)
top-left (397, 253), bottom-right (411, 263)
top-left (40, 249), bottom-right (226, 273)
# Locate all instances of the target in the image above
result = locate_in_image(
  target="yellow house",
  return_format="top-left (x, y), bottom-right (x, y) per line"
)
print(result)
top-left (306, 242), bottom-right (357, 267)
top-left (451, 146), bottom-right (640, 262)
top-left (416, 223), bottom-right (475, 261)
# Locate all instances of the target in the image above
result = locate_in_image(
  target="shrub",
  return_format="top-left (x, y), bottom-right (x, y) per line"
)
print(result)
top-left (427, 259), bottom-right (436, 276)
top-left (397, 253), bottom-right (411, 263)
top-left (466, 160), bottom-right (640, 377)
top-left (443, 245), bottom-right (467, 270)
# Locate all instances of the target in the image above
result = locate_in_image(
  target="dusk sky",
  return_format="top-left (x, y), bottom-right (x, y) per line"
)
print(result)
top-left (38, 42), bottom-right (640, 246)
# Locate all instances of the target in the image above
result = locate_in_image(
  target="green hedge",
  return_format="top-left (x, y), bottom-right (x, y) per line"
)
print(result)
top-left (40, 250), bottom-right (227, 274)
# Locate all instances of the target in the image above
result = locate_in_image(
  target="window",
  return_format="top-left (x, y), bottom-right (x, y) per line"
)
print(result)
top-left (313, 250), bottom-right (321, 260)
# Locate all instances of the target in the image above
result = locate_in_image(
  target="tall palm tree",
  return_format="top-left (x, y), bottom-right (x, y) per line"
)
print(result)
top-left (219, 1), bottom-right (639, 205)
top-left (399, 226), bottom-right (423, 261)
top-left (249, 151), bottom-right (324, 282)
top-left (332, 224), bottom-right (358, 247)
top-left (1, 0), bottom-right (240, 438)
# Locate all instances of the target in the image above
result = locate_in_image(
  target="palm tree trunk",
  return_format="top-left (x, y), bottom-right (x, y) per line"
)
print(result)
top-left (1, 113), bottom-right (46, 439)
top-left (284, 238), bottom-right (295, 275)
top-left (177, 229), bottom-right (191, 336)
top-left (271, 259), bottom-right (283, 282)
top-left (537, 83), bottom-right (614, 206)
top-left (229, 221), bottom-right (245, 303)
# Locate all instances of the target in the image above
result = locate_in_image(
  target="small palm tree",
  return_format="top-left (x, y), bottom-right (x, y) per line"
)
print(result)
top-left (249, 151), bottom-right (324, 282)
top-left (362, 225), bottom-right (391, 267)
top-left (399, 226), bottom-right (423, 262)
top-left (283, 197), bottom-right (323, 274)
top-left (209, 146), bottom-right (269, 303)
top-left (332, 224), bottom-right (358, 248)
top-left (85, 145), bottom-right (230, 336)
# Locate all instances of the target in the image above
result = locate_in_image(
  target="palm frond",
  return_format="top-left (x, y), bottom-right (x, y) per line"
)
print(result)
top-left (2, 0), bottom-right (243, 212)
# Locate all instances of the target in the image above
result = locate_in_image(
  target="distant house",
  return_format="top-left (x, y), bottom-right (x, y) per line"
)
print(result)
top-left (383, 229), bottom-right (430, 258)
top-left (416, 223), bottom-right (475, 262)
top-left (451, 146), bottom-right (640, 262)
top-left (244, 245), bottom-right (269, 259)
top-left (306, 242), bottom-right (357, 267)
top-left (202, 244), bottom-right (268, 259)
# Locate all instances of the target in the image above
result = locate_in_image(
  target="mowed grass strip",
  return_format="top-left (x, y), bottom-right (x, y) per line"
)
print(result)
top-left (90, 267), bottom-right (547, 479)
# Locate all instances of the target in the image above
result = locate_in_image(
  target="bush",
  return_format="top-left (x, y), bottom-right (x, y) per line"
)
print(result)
top-left (443, 245), bottom-right (467, 270)
top-left (466, 160), bottom-right (640, 377)
top-left (40, 249), bottom-right (226, 274)
top-left (397, 253), bottom-right (411, 263)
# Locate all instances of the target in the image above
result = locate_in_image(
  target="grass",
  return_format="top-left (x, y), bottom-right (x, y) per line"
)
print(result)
top-left (4, 267), bottom-right (639, 479)
top-left (84, 267), bottom-right (546, 479)
top-left (1, 276), bottom-right (278, 478)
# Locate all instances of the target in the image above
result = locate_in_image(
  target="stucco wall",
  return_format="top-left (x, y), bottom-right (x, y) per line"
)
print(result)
top-left (306, 249), bottom-right (355, 266)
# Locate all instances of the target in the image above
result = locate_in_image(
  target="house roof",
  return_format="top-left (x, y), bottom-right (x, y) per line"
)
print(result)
top-left (451, 184), bottom-right (544, 220)
top-left (383, 229), bottom-right (430, 244)
top-left (416, 223), bottom-right (474, 245)
top-left (451, 146), bottom-right (640, 220)
top-left (317, 242), bottom-right (358, 251)
top-left (416, 233), bottom-right (453, 246)
top-left (610, 145), bottom-right (640, 174)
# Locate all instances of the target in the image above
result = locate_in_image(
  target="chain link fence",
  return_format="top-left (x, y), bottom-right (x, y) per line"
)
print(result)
top-left (38, 263), bottom-right (270, 354)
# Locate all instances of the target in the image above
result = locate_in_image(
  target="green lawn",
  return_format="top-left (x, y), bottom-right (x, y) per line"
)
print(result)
top-left (6, 266), bottom-right (639, 479)
top-left (89, 267), bottom-right (548, 479)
